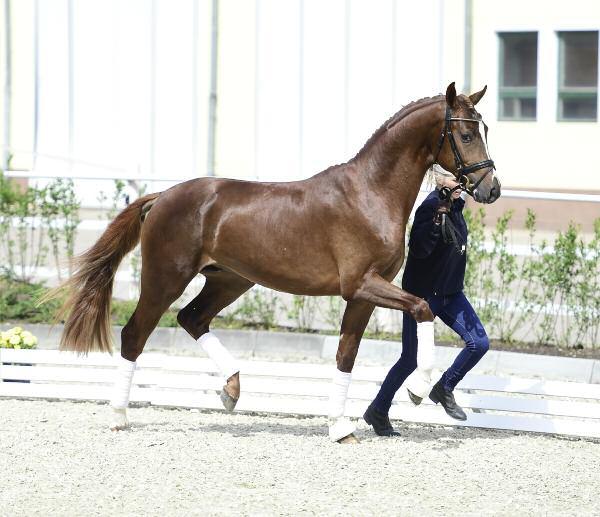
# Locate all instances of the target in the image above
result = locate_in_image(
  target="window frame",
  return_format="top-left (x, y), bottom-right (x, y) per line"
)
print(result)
top-left (498, 31), bottom-right (538, 122)
top-left (557, 30), bottom-right (599, 122)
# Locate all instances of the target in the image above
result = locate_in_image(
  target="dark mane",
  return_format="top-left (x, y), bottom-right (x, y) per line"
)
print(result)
top-left (352, 94), bottom-right (444, 160)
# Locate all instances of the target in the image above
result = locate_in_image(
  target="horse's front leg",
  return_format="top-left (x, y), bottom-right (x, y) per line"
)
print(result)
top-left (345, 271), bottom-right (434, 322)
top-left (329, 300), bottom-right (374, 443)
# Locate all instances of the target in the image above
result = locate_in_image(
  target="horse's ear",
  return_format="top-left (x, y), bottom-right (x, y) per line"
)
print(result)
top-left (445, 82), bottom-right (457, 108)
top-left (469, 85), bottom-right (487, 106)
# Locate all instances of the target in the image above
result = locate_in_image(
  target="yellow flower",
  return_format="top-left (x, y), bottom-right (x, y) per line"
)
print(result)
top-left (2, 327), bottom-right (38, 348)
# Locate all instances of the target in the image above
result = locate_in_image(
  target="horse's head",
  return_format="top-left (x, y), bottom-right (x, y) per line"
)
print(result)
top-left (433, 82), bottom-right (501, 204)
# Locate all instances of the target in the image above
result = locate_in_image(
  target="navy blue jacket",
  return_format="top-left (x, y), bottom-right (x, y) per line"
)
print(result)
top-left (402, 189), bottom-right (468, 298)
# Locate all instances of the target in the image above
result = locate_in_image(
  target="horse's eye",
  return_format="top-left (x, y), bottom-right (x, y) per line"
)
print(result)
top-left (461, 133), bottom-right (472, 143)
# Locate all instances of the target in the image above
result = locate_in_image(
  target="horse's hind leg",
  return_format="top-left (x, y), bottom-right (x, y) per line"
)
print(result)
top-left (111, 261), bottom-right (197, 430)
top-left (177, 269), bottom-right (254, 411)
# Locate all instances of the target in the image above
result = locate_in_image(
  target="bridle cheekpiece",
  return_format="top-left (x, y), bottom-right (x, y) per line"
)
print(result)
top-left (434, 106), bottom-right (495, 198)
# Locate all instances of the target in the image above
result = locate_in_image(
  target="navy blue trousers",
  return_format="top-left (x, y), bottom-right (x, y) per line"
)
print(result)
top-left (372, 291), bottom-right (489, 414)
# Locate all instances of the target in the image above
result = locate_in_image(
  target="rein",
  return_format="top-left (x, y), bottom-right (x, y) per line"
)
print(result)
top-left (433, 106), bottom-right (495, 198)
top-left (440, 210), bottom-right (466, 255)
top-left (437, 187), bottom-right (466, 255)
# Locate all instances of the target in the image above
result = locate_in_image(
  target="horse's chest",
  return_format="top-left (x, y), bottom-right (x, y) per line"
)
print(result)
top-left (372, 225), bottom-right (405, 256)
top-left (365, 230), bottom-right (406, 277)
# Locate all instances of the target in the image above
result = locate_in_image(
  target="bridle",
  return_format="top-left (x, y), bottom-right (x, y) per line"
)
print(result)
top-left (433, 106), bottom-right (495, 199)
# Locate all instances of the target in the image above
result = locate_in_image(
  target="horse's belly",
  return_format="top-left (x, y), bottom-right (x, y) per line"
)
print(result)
top-left (215, 252), bottom-right (341, 296)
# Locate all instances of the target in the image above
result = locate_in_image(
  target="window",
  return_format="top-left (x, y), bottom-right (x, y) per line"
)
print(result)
top-left (558, 31), bottom-right (598, 121)
top-left (498, 32), bottom-right (538, 121)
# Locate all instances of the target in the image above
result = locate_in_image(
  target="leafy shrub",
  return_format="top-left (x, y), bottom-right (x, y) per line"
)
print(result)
top-left (0, 273), bottom-right (63, 323)
top-left (287, 295), bottom-right (319, 331)
top-left (111, 299), bottom-right (179, 327)
top-left (0, 172), bottom-right (80, 281)
top-left (464, 207), bottom-right (600, 348)
top-left (233, 287), bottom-right (280, 329)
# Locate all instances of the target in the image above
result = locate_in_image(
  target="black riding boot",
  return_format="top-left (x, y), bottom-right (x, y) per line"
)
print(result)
top-left (429, 380), bottom-right (467, 421)
top-left (363, 404), bottom-right (400, 436)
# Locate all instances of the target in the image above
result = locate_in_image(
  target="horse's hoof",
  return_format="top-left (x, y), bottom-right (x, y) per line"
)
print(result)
top-left (220, 387), bottom-right (238, 412)
top-left (337, 433), bottom-right (360, 444)
top-left (110, 407), bottom-right (130, 431)
top-left (407, 389), bottom-right (423, 406)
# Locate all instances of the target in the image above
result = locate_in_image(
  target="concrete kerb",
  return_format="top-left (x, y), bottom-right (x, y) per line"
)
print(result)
top-left (3, 323), bottom-right (598, 384)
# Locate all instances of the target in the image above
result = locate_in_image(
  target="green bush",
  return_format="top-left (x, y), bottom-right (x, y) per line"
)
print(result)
top-left (110, 299), bottom-right (179, 327)
top-left (463, 207), bottom-right (600, 348)
top-left (0, 172), bottom-right (80, 281)
top-left (287, 294), bottom-right (319, 332)
top-left (0, 273), bottom-right (63, 323)
top-left (233, 287), bottom-right (280, 329)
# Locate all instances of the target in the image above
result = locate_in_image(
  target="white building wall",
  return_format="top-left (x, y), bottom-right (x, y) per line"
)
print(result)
top-left (471, 0), bottom-right (600, 192)
top-left (215, 0), bottom-right (256, 180)
top-left (8, 0), bottom-right (600, 194)
top-left (10, 0), bottom-right (451, 192)
top-left (248, 0), bottom-right (450, 182)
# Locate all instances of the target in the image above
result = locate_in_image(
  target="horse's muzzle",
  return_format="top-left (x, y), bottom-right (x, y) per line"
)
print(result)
top-left (473, 175), bottom-right (501, 204)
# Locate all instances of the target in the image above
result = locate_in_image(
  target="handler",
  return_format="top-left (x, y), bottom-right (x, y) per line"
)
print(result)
top-left (363, 168), bottom-right (490, 436)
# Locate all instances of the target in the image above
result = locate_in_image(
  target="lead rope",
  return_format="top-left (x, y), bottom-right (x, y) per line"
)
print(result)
top-left (441, 212), bottom-right (466, 255)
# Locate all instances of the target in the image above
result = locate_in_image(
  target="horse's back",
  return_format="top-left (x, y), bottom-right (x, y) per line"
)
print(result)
top-left (139, 175), bottom-right (343, 294)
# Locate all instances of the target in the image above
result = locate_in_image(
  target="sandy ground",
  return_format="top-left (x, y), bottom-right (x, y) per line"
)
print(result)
top-left (1, 400), bottom-right (599, 516)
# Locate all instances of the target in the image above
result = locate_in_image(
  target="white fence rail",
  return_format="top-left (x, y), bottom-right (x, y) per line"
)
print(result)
top-left (1, 349), bottom-right (599, 439)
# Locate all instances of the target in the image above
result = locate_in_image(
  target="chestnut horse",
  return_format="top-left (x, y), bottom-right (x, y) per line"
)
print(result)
top-left (53, 83), bottom-right (500, 442)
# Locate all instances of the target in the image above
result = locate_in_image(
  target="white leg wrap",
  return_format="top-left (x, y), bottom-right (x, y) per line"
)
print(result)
top-left (416, 321), bottom-right (435, 371)
top-left (404, 369), bottom-right (433, 399)
top-left (198, 332), bottom-right (239, 380)
top-left (405, 321), bottom-right (436, 399)
top-left (329, 417), bottom-right (356, 442)
top-left (110, 408), bottom-right (129, 431)
top-left (110, 356), bottom-right (136, 409)
top-left (328, 369), bottom-right (356, 442)
top-left (109, 356), bottom-right (136, 431)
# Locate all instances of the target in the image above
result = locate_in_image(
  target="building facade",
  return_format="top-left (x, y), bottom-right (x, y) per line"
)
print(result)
top-left (1, 0), bottom-right (599, 203)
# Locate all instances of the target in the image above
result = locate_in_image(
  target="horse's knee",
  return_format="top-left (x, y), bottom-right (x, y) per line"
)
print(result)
top-left (336, 346), bottom-right (358, 373)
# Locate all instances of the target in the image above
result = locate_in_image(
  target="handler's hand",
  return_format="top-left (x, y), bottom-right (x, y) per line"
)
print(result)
top-left (433, 199), bottom-right (451, 225)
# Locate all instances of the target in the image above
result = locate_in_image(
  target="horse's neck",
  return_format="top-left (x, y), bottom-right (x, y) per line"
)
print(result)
top-left (354, 104), bottom-right (440, 218)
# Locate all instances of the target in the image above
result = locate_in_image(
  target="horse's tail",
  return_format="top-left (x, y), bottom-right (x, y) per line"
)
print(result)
top-left (42, 192), bottom-right (160, 355)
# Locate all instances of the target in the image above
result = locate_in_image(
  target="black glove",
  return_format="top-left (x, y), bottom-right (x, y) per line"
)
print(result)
top-left (433, 199), bottom-right (451, 225)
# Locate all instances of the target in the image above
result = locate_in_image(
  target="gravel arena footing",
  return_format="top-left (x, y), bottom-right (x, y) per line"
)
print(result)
top-left (1, 399), bottom-right (599, 516)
